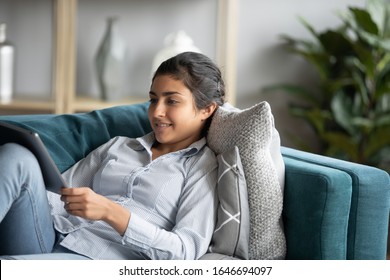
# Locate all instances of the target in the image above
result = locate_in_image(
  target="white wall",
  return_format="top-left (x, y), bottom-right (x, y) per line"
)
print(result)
top-left (0, 0), bottom-right (53, 97)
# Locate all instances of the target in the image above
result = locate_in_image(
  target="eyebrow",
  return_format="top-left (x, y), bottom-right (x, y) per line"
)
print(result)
top-left (149, 91), bottom-right (183, 97)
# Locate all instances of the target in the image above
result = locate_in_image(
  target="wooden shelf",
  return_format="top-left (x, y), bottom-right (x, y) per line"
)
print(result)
top-left (3, 0), bottom-right (237, 115)
top-left (0, 98), bottom-right (56, 112)
top-left (71, 96), bottom-right (148, 112)
top-left (0, 96), bottom-right (148, 114)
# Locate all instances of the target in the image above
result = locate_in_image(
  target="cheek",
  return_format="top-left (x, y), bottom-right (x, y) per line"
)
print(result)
top-left (147, 107), bottom-right (151, 115)
top-left (147, 107), bottom-right (153, 121)
top-left (177, 111), bottom-right (199, 124)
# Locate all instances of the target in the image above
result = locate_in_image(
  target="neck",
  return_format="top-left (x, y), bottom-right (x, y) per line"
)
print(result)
top-left (151, 136), bottom-right (201, 160)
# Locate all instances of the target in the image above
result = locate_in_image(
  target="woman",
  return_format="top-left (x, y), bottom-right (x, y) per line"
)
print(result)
top-left (0, 52), bottom-right (225, 260)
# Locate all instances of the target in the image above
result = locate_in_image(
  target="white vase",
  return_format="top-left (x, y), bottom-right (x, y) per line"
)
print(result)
top-left (0, 23), bottom-right (14, 104)
top-left (95, 17), bottom-right (127, 101)
top-left (151, 30), bottom-right (201, 76)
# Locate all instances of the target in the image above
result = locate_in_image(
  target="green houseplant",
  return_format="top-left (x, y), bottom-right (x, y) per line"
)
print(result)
top-left (264, 0), bottom-right (390, 172)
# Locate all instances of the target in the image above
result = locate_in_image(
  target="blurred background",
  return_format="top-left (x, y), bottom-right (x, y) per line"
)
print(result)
top-left (1, 0), bottom-right (389, 258)
top-left (0, 0), bottom-right (384, 154)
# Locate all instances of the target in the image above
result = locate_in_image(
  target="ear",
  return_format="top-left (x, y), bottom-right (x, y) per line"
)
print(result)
top-left (201, 102), bottom-right (218, 120)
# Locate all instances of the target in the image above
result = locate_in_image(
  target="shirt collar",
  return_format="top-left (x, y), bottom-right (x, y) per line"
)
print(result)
top-left (130, 132), bottom-right (206, 157)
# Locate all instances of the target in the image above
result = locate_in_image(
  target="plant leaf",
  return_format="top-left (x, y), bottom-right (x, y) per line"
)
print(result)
top-left (349, 7), bottom-right (379, 35)
top-left (366, 0), bottom-right (390, 38)
top-left (364, 126), bottom-right (390, 159)
top-left (350, 117), bottom-right (375, 134)
top-left (298, 16), bottom-right (320, 40)
top-left (318, 30), bottom-right (354, 57)
top-left (350, 68), bottom-right (370, 106)
top-left (331, 92), bottom-right (355, 135)
top-left (376, 94), bottom-right (390, 113)
top-left (376, 113), bottom-right (390, 126)
top-left (322, 132), bottom-right (360, 162)
top-left (289, 106), bottom-right (331, 135)
top-left (375, 53), bottom-right (390, 98)
top-left (351, 40), bottom-right (376, 79)
top-left (280, 34), bottom-right (321, 53)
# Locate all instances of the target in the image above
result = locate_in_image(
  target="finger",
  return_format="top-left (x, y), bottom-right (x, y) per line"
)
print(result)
top-left (60, 187), bottom-right (73, 195)
top-left (60, 187), bottom-right (90, 195)
top-left (61, 193), bottom-right (86, 204)
top-left (60, 194), bottom-right (75, 203)
top-left (65, 208), bottom-right (84, 218)
top-left (65, 201), bottom-right (84, 211)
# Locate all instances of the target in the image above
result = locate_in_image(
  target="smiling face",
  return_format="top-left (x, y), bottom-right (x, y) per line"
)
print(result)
top-left (148, 74), bottom-right (215, 154)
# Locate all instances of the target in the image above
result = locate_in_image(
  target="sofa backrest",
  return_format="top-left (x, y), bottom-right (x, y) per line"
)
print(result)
top-left (0, 103), bottom-right (152, 172)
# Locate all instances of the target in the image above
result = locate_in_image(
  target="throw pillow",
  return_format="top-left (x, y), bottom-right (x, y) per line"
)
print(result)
top-left (207, 101), bottom-right (286, 259)
top-left (208, 146), bottom-right (250, 259)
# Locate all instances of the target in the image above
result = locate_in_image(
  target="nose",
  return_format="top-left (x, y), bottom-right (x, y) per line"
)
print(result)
top-left (152, 100), bottom-right (166, 118)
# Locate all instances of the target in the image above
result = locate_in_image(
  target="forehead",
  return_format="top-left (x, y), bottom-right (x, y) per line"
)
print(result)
top-left (150, 75), bottom-right (191, 95)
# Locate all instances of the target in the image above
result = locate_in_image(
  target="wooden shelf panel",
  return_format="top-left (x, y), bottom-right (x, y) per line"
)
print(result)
top-left (71, 96), bottom-right (148, 112)
top-left (0, 98), bottom-right (56, 111)
top-left (0, 96), bottom-right (148, 114)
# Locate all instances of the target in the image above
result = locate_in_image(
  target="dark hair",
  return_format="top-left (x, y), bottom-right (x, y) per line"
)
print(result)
top-left (152, 52), bottom-right (225, 110)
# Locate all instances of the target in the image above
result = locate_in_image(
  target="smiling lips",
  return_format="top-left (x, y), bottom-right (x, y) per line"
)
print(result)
top-left (156, 123), bottom-right (172, 127)
top-left (154, 122), bottom-right (173, 131)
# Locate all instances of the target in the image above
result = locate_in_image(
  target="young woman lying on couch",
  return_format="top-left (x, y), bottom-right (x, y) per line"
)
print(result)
top-left (0, 52), bottom-right (225, 260)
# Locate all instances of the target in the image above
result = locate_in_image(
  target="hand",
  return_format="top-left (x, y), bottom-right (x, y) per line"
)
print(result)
top-left (60, 187), bottom-right (109, 220)
top-left (60, 187), bottom-right (131, 235)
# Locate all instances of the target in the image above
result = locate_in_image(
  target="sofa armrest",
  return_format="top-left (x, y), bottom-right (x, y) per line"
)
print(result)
top-left (282, 147), bottom-right (390, 260)
top-left (282, 156), bottom-right (352, 259)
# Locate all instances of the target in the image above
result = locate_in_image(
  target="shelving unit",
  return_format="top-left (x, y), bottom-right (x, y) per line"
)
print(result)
top-left (0, 98), bottom-right (56, 112)
top-left (0, 0), bottom-right (237, 115)
top-left (69, 96), bottom-right (148, 112)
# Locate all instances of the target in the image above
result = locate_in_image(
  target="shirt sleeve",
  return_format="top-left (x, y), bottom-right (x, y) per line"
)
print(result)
top-left (121, 148), bottom-right (218, 260)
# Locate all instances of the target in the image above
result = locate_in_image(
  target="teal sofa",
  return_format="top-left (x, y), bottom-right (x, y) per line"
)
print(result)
top-left (1, 102), bottom-right (389, 260)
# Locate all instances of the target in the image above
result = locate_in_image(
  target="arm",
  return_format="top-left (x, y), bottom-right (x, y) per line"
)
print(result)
top-left (60, 187), bottom-right (130, 235)
top-left (60, 136), bottom-right (132, 234)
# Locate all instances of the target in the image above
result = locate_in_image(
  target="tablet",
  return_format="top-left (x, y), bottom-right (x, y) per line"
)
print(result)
top-left (0, 121), bottom-right (68, 193)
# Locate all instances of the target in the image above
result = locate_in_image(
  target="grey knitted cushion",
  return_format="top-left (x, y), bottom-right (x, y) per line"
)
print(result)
top-left (207, 101), bottom-right (286, 259)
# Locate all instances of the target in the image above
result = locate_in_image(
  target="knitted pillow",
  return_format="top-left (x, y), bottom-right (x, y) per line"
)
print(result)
top-left (208, 146), bottom-right (250, 259)
top-left (207, 101), bottom-right (286, 259)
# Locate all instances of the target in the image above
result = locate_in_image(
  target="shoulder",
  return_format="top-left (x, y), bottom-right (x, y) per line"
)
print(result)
top-left (103, 136), bottom-right (139, 148)
top-left (187, 144), bottom-right (218, 173)
top-left (202, 145), bottom-right (218, 162)
top-left (89, 136), bottom-right (137, 157)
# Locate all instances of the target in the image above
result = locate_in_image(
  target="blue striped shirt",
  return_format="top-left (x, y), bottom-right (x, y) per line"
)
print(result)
top-left (47, 132), bottom-right (218, 260)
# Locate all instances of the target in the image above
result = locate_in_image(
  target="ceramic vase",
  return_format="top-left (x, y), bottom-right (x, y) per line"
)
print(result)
top-left (0, 23), bottom-right (14, 104)
top-left (95, 17), bottom-right (127, 101)
top-left (151, 30), bottom-right (201, 76)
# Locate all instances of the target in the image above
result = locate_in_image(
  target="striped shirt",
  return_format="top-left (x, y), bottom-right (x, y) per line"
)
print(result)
top-left (46, 132), bottom-right (218, 260)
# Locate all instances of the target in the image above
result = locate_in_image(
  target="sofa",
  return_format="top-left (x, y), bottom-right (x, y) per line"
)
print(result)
top-left (0, 102), bottom-right (389, 260)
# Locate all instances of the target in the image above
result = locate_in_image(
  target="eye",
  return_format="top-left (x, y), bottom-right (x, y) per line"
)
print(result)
top-left (167, 98), bottom-right (179, 105)
top-left (149, 97), bottom-right (158, 104)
